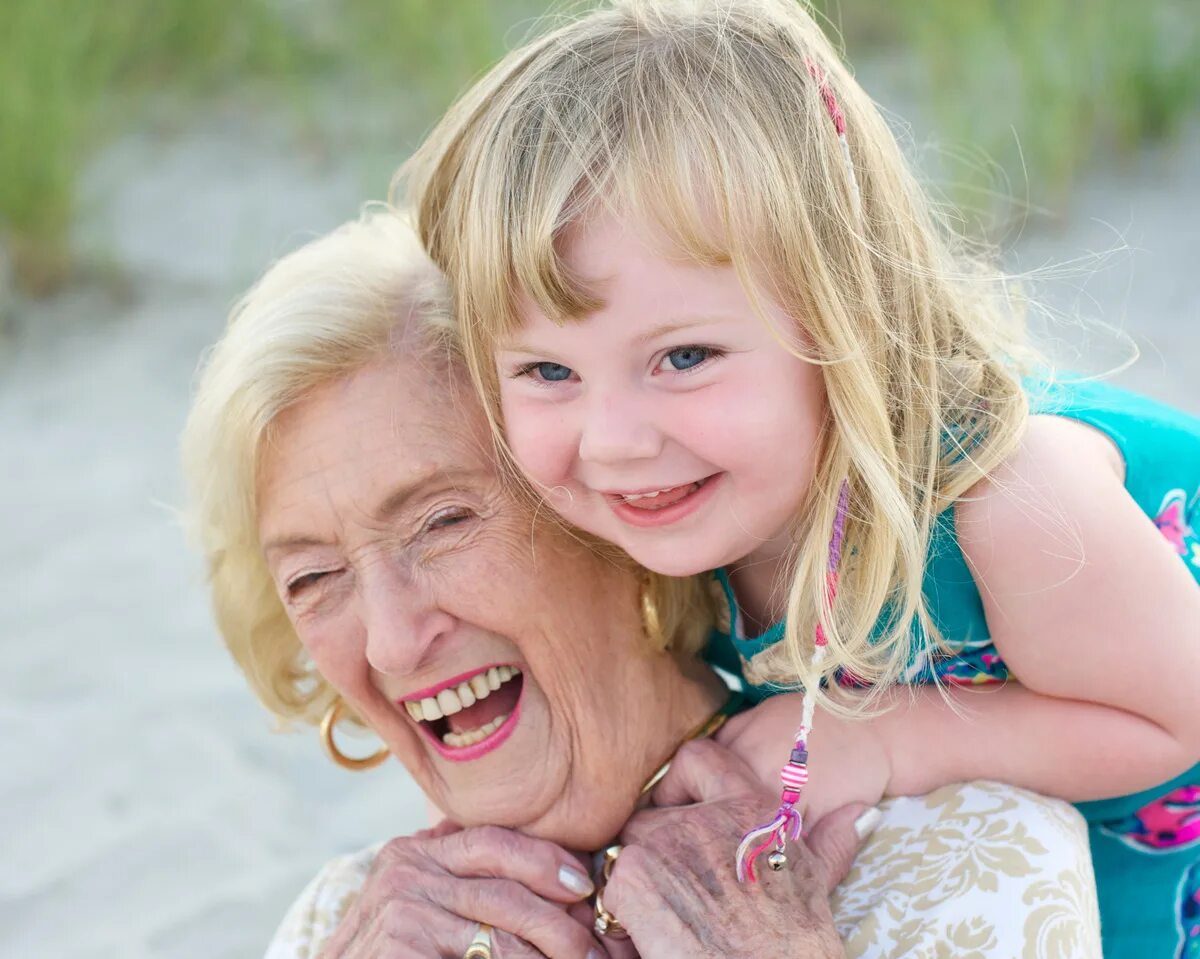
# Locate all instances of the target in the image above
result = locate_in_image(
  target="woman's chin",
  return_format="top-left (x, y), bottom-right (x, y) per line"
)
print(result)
top-left (518, 800), bottom-right (634, 852)
top-left (420, 702), bottom-right (557, 828)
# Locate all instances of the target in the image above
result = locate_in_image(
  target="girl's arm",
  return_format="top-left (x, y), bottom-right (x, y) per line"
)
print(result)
top-left (889, 415), bottom-right (1200, 799)
top-left (731, 416), bottom-right (1199, 818)
top-left (875, 682), bottom-right (1197, 802)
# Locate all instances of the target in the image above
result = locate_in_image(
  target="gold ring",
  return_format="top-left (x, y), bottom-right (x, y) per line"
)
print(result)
top-left (593, 846), bottom-right (629, 939)
top-left (463, 922), bottom-right (493, 959)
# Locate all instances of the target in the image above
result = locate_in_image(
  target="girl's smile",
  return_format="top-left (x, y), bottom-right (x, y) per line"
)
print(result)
top-left (496, 210), bottom-right (828, 578)
top-left (603, 473), bottom-right (723, 528)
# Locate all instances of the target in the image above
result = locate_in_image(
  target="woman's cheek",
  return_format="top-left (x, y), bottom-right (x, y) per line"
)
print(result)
top-left (297, 616), bottom-right (362, 691)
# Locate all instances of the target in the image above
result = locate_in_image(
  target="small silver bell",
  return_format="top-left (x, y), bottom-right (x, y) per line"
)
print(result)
top-left (767, 850), bottom-right (787, 871)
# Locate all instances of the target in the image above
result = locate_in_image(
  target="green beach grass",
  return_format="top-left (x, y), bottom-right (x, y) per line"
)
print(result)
top-left (1, 0), bottom-right (1196, 294)
top-left (0, 0), bottom-right (299, 293)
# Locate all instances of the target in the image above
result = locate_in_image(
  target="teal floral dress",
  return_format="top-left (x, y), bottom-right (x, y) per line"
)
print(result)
top-left (706, 379), bottom-right (1200, 958)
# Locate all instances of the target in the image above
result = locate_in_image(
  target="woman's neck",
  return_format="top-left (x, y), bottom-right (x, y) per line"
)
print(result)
top-left (668, 657), bottom-right (734, 739)
top-left (632, 660), bottom-right (736, 798)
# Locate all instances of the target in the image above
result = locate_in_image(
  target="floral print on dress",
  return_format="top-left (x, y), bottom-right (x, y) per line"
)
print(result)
top-left (1155, 487), bottom-right (1200, 569)
top-left (1099, 786), bottom-right (1200, 855)
top-left (929, 640), bottom-right (1009, 687)
top-left (835, 635), bottom-right (1010, 689)
top-left (1098, 787), bottom-right (1200, 959)
top-left (1179, 860), bottom-right (1200, 959)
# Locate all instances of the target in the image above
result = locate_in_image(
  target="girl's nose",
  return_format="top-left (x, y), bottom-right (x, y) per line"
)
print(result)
top-left (578, 390), bottom-right (663, 465)
top-left (359, 563), bottom-right (456, 677)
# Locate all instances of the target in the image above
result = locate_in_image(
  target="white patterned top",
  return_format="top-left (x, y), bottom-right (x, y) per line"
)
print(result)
top-left (265, 781), bottom-right (1101, 959)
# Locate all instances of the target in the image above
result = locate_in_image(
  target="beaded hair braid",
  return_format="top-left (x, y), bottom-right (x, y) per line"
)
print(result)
top-left (735, 480), bottom-right (851, 881)
top-left (807, 58), bottom-right (862, 220)
top-left (734, 62), bottom-right (858, 884)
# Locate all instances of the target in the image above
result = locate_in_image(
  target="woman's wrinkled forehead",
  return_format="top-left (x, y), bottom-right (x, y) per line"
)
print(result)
top-left (258, 358), bottom-right (493, 508)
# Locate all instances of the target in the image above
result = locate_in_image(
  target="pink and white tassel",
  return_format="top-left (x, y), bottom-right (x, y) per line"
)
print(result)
top-left (736, 479), bottom-right (850, 883)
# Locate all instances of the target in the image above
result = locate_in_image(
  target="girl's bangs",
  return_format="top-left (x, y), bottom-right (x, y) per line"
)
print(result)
top-left (500, 132), bottom-right (749, 340)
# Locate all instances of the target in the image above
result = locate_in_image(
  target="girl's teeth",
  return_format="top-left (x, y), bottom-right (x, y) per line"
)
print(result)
top-left (469, 674), bottom-right (490, 699)
top-left (618, 482), bottom-right (702, 510)
top-left (624, 488), bottom-right (668, 502)
top-left (457, 681), bottom-right (476, 708)
top-left (487, 667), bottom-right (501, 690)
top-left (421, 697), bottom-right (442, 721)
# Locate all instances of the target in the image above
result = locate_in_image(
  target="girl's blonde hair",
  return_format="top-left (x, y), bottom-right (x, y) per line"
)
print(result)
top-left (401, 0), bottom-right (1038, 704)
top-left (182, 208), bottom-right (710, 725)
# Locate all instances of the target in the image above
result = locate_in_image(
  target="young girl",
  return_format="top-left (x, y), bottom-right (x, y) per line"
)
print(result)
top-left (402, 0), bottom-right (1200, 953)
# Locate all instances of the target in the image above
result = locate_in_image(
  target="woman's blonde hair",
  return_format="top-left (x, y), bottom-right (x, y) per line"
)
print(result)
top-left (182, 208), bottom-right (710, 725)
top-left (182, 209), bottom-right (454, 723)
top-left (401, 0), bottom-right (1039, 704)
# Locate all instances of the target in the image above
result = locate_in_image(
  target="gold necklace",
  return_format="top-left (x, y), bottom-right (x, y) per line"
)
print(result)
top-left (638, 689), bottom-right (743, 796)
top-left (594, 690), bottom-right (744, 939)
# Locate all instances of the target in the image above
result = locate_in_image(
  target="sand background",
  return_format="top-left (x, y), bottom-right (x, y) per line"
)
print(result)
top-left (2, 77), bottom-right (1197, 957)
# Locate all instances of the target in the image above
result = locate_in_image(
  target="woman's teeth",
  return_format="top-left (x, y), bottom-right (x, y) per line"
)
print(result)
top-left (404, 665), bottom-right (520, 723)
top-left (441, 713), bottom-right (510, 748)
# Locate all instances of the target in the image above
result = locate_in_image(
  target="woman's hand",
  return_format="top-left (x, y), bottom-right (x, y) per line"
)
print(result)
top-left (597, 738), bottom-right (878, 959)
top-left (317, 824), bottom-right (600, 958)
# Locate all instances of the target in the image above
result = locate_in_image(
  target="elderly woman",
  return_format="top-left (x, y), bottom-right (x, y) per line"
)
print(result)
top-left (183, 211), bottom-right (1102, 959)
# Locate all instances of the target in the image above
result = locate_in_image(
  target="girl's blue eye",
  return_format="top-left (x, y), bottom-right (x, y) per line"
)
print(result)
top-left (664, 347), bottom-right (712, 371)
top-left (533, 362), bottom-right (573, 382)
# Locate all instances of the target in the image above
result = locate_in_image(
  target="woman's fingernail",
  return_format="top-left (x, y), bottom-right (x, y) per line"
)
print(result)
top-left (559, 864), bottom-right (594, 897)
top-left (854, 806), bottom-right (882, 839)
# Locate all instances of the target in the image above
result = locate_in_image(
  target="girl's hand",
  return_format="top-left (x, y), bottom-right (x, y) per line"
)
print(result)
top-left (803, 705), bottom-right (891, 826)
top-left (317, 824), bottom-right (600, 959)
top-left (720, 693), bottom-right (891, 828)
top-left (596, 737), bottom-right (877, 959)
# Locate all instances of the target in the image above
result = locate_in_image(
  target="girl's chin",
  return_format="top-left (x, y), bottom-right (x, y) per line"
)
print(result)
top-left (619, 538), bottom-right (720, 577)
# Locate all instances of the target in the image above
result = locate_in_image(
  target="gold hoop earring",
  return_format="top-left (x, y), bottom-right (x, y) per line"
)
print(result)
top-left (639, 577), bottom-right (668, 651)
top-left (319, 699), bottom-right (389, 771)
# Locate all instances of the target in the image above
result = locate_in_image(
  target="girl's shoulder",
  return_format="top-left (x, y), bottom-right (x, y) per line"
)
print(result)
top-left (1024, 377), bottom-right (1200, 486)
top-left (958, 372), bottom-right (1200, 560)
top-left (954, 410), bottom-right (1140, 597)
top-left (952, 387), bottom-right (1200, 672)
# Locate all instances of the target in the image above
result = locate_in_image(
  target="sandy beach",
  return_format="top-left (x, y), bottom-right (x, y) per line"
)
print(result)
top-left (2, 89), bottom-right (1197, 956)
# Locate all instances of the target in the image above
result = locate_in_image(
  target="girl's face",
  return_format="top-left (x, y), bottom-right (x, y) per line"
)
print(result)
top-left (496, 211), bottom-right (828, 577)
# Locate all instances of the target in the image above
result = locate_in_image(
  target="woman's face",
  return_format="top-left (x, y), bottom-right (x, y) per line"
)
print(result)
top-left (257, 357), bottom-right (718, 849)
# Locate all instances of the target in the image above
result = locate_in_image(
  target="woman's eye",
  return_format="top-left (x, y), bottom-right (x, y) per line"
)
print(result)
top-left (286, 570), bottom-right (330, 595)
top-left (658, 346), bottom-right (718, 372)
top-left (426, 506), bottom-right (475, 531)
top-left (516, 361), bottom-right (575, 383)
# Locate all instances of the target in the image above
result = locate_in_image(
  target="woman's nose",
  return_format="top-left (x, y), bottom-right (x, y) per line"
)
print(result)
top-left (359, 564), bottom-right (455, 676)
top-left (578, 389), bottom-right (663, 465)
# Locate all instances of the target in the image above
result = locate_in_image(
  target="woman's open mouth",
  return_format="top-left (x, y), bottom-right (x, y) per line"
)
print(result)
top-left (401, 665), bottom-right (524, 762)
